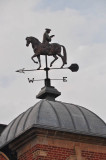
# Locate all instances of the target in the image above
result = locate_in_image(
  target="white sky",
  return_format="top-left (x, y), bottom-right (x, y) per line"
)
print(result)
top-left (0, 0), bottom-right (106, 124)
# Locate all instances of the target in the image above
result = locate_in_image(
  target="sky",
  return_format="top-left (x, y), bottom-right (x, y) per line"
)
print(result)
top-left (0, 0), bottom-right (106, 124)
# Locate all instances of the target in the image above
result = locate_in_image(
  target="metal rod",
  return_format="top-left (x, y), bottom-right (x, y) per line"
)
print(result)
top-left (16, 67), bottom-right (69, 73)
top-left (51, 79), bottom-right (64, 80)
top-left (45, 55), bottom-right (48, 79)
top-left (23, 68), bottom-right (44, 71)
top-left (33, 79), bottom-right (44, 81)
top-left (44, 55), bottom-right (51, 87)
top-left (49, 67), bottom-right (69, 70)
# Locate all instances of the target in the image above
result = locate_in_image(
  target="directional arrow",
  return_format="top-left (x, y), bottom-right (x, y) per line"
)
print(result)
top-left (16, 68), bottom-right (25, 73)
top-left (16, 68), bottom-right (44, 73)
top-left (16, 64), bottom-right (79, 74)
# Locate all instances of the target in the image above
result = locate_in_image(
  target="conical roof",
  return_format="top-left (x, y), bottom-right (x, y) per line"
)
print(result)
top-left (0, 99), bottom-right (106, 148)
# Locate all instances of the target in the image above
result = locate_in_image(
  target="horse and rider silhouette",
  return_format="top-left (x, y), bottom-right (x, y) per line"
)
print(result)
top-left (26, 29), bottom-right (67, 69)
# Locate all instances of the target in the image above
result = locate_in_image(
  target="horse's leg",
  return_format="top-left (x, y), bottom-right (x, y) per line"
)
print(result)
top-left (37, 55), bottom-right (41, 70)
top-left (31, 54), bottom-right (38, 64)
top-left (57, 53), bottom-right (64, 68)
top-left (50, 55), bottom-right (58, 67)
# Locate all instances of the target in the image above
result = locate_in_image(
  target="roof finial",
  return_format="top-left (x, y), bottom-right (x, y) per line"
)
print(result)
top-left (16, 29), bottom-right (79, 100)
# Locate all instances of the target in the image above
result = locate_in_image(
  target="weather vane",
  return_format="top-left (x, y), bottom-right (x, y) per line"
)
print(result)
top-left (16, 28), bottom-right (79, 99)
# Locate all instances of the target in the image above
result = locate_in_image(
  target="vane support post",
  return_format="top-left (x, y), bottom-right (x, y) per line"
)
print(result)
top-left (44, 55), bottom-right (51, 87)
top-left (36, 55), bottom-right (61, 100)
top-left (45, 78), bottom-right (51, 87)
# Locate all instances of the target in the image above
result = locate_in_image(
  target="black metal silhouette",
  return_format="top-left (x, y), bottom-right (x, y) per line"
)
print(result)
top-left (16, 64), bottom-right (79, 74)
top-left (26, 36), bottom-right (67, 69)
top-left (16, 30), bottom-right (79, 99)
top-left (42, 28), bottom-right (55, 44)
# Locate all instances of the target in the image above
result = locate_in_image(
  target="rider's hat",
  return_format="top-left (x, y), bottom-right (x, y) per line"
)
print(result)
top-left (45, 28), bottom-right (51, 31)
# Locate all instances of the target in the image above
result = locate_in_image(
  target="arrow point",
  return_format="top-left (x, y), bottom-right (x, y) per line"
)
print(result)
top-left (16, 70), bottom-right (19, 72)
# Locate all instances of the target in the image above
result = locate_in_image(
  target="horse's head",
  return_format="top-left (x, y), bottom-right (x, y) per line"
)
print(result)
top-left (26, 37), bottom-right (32, 47)
top-left (26, 36), bottom-right (40, 47)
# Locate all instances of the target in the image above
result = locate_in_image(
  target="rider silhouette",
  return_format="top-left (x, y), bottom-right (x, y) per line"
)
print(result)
top-left (42, 28), bottom-right (55, 44)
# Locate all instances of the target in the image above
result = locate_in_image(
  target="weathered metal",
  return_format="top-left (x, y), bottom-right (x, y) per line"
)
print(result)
top-left (16, 29), bottom-right (79, 96)
top-left (42, 28), bottom-right (55, 44)
top-left (26, 36), bottom-right (67, 69)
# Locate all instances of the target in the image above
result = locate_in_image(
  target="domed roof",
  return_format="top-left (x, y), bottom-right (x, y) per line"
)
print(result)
top-left (0, 99), bottom-right (106, 148)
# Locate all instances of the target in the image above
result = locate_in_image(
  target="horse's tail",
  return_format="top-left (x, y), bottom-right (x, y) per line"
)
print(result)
top-left (61, 45), bottom-right (67, 64)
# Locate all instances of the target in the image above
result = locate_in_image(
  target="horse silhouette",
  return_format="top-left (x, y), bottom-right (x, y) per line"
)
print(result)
top-left (26, 36), bottom-right (67, 69)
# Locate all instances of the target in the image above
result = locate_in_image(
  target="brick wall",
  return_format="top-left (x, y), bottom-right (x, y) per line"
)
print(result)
top-left (17, 137), bottom-right (106, 160)
top-left (18, 144), bottom-right (106, 160)
top-left (18, 144), bottom-right (75, 160)
top-left (0, 155), bottom-right (6, 160)
top-left (82, 150), bottom-right (106, 160)
top-left (0, 152), bottom-right (9, 160)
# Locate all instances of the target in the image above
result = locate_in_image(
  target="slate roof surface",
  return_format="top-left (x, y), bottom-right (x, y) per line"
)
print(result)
top-left (0, 99), bottom-right (106, 148)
